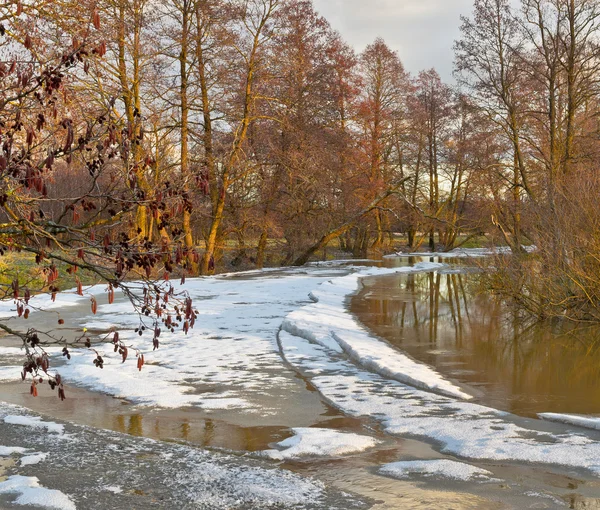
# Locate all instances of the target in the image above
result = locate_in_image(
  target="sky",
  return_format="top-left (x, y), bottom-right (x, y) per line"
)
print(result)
top-left (311, 0), bottom-right (476, 82)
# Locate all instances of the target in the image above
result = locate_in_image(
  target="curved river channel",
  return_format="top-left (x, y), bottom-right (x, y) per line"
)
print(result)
top-left (0, 256), bottom-right (600, 509)
top-left (353, 256), bottom-right (600, 418)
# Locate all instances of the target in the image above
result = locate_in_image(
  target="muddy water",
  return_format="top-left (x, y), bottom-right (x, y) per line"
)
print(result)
top-left (4, 263), bottom-right (600, 508)
top-left (351, 262), bottom-right (600, 417)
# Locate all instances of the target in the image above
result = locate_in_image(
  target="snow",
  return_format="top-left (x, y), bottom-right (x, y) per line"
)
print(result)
top-left (0, 476), bottom-right (76, 510)
top-left (0, 263), bottom-right (467, 411)
top-left (390, 246), bottom-right (536, 258)
top-left (523, 491), bottom-right (567, 507)
top-left (5, 259), bottom-right (600, 483)
top-left (0, 366), bottom-right (21, 382)
top-left (19, 452), bottom-right (48, 466)
top-left (279, 329), bottom-right (600, 474)
top-left (379, 459), bottom-right (494, 481)
top-left (0, 293), bottom-right (89, 319)
top-left (4, 415), bottom-right (64, 435)
top-left (0, 446), bottom-right (28, 456)
top-left (281, 262), bottom-right (472, 400)
top-left (0, 403), bottom-right (365, 510)
top-left (261, 428), bottom-right (378, 460)
top-left (539, 413), bottom-right (600, 430)
top-left (28, 268), bottom-right (354, 411)
top-left (102, 486), bottom-right (122, 494)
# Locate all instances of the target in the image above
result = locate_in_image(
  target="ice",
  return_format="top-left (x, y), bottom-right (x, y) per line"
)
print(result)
top-left (102, 486), bottom-right (122, 494)
top-left (4, 415), bottom-right (64, 435)
top-left (261, 428), bottom-right (378, 460)
top-left (0, 366), bottom-right (22, 382)
top-left (379, 459), bottom-right (494, 481)
top-left (539, 413), bottom-right (600, 430)
top-left (0, 403), bottom-right (366, 509)
top-left (20, 452), bottom-right (48, 466)
top-left (281, 263), bottom-right (472, 399)
top-left (0, 476), bottom-right (76, 510)
top-left (389, 246), bottom-right (537, 258)
top-left (523, 491), bottom-right (567, 507)
top-left (279, 330), bottom-right (600, 474)
top-left (0, 446), bottom-right (28, 456)
top-left (0, 292), bottom-right (92, 319)
top-left (32, 269), bottom-right (353, 411)
top-left (0, 263), bottom-right (465, 411)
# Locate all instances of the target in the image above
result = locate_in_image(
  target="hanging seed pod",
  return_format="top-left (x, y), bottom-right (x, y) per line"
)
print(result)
top-left (137, 354), bottom-right (144, 371)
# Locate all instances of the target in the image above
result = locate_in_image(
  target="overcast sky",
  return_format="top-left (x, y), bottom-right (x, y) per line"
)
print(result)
top-left (311, 0), bottom-right (476, 81)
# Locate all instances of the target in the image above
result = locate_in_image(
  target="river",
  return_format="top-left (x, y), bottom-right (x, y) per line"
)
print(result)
top-left (1, 258), bottom-right (600, 508)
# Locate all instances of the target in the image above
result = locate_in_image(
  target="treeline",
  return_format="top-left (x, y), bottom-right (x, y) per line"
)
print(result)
top-left (2, 0), bottom-right (600, 319)
top-left (0, 0), bottom-right (495, 275)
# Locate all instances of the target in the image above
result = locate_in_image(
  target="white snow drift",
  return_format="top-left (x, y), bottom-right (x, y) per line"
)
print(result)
top-left (261, 428), bottom-right (378, 460)
top-left (379, 459), bottom-right (494, 482)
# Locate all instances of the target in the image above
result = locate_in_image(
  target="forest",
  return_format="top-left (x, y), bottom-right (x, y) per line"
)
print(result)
top-left (2, 0), bottom-right (600, 338)
top-left (3, 1), bottom-right (600, 507)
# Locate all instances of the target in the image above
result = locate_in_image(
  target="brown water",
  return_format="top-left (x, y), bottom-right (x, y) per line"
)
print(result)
top-left (4, 263), bottom-right (600, 508)
top-left (351, 265), bottom-right (600, 417)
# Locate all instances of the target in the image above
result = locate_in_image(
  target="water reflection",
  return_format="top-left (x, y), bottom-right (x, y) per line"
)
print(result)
top-left (0, 382), bottom-right (288, 451)
top-left (352, 268), bottom-right (600, 417)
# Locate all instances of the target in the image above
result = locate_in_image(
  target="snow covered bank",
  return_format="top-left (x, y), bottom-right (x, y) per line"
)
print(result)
top-left (281, 263), bottom-right (472, 400)
top-left (0, 262), bottom-right (467, 411)
top-left (379, 460), bottom-right (494, 482)
top-left (0, 268), bottom-right (351, 413)
top-left (539, 413), bottom-right (600, 431)
top-left (279, 330), bottom-right (600, 475)
top-left (261, 428), bottom-right (378, 460)
top-left (389, 245), bottom-right (536, 259)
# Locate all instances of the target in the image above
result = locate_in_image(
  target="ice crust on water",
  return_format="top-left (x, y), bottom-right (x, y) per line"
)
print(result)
top-left (0, 476), bottom-right (76, 510)
top-left (4, 415), bottom-right (64, 435)
top-left (379, 459), bottom-right (494, 481)
top-left (281, 262), bottom-right (472, 400)
top-left (389, 245), bottom-right (537, 258)
top-left (261, 428), bottom-right (379, 460)
top-left (0, 404), bottom-right (366, 509)
top-left (539, 413), bottom-right (600, 430)
top-left (279, 330), bottom-right (600, 474)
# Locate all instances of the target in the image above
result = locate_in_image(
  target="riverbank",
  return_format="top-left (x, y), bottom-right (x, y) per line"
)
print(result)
top-left (1, 260), bottom-right (599, 508)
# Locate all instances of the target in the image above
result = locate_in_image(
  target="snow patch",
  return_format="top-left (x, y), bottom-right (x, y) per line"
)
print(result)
top-left (539, 413), bottom-right (600, 431)
top-left (281, 263), bottom-right (472, 400)
top-left (380, 459), bottom-right (494, 481)
top-left (101, 485), bottom-right (122, 494)
top-left (19, 452), bottom-right (48, 466)
top-left (279, 330), bottom-right (600, 474)
top-left (0, 366), bottom-right (21, 382)
top-left (0, 445), bottom-right (28, 456)
top-left (0, 476), bottom-right (76, 510)
top-left (261, 428), bottom-right (378, 460)
top-left (39, 270), bottom-right (350, 411)
top-left (4, 415), bottom-right (64, 435)
top-left (391, 246), bottom-right (537, 258)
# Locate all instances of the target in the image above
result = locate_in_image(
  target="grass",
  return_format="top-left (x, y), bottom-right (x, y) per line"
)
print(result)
top-left (0, 252), bottom-right (102, 295)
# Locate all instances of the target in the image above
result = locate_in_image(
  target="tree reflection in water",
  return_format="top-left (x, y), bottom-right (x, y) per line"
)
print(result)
top-left (353, 266), bottom-right (600, 417)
